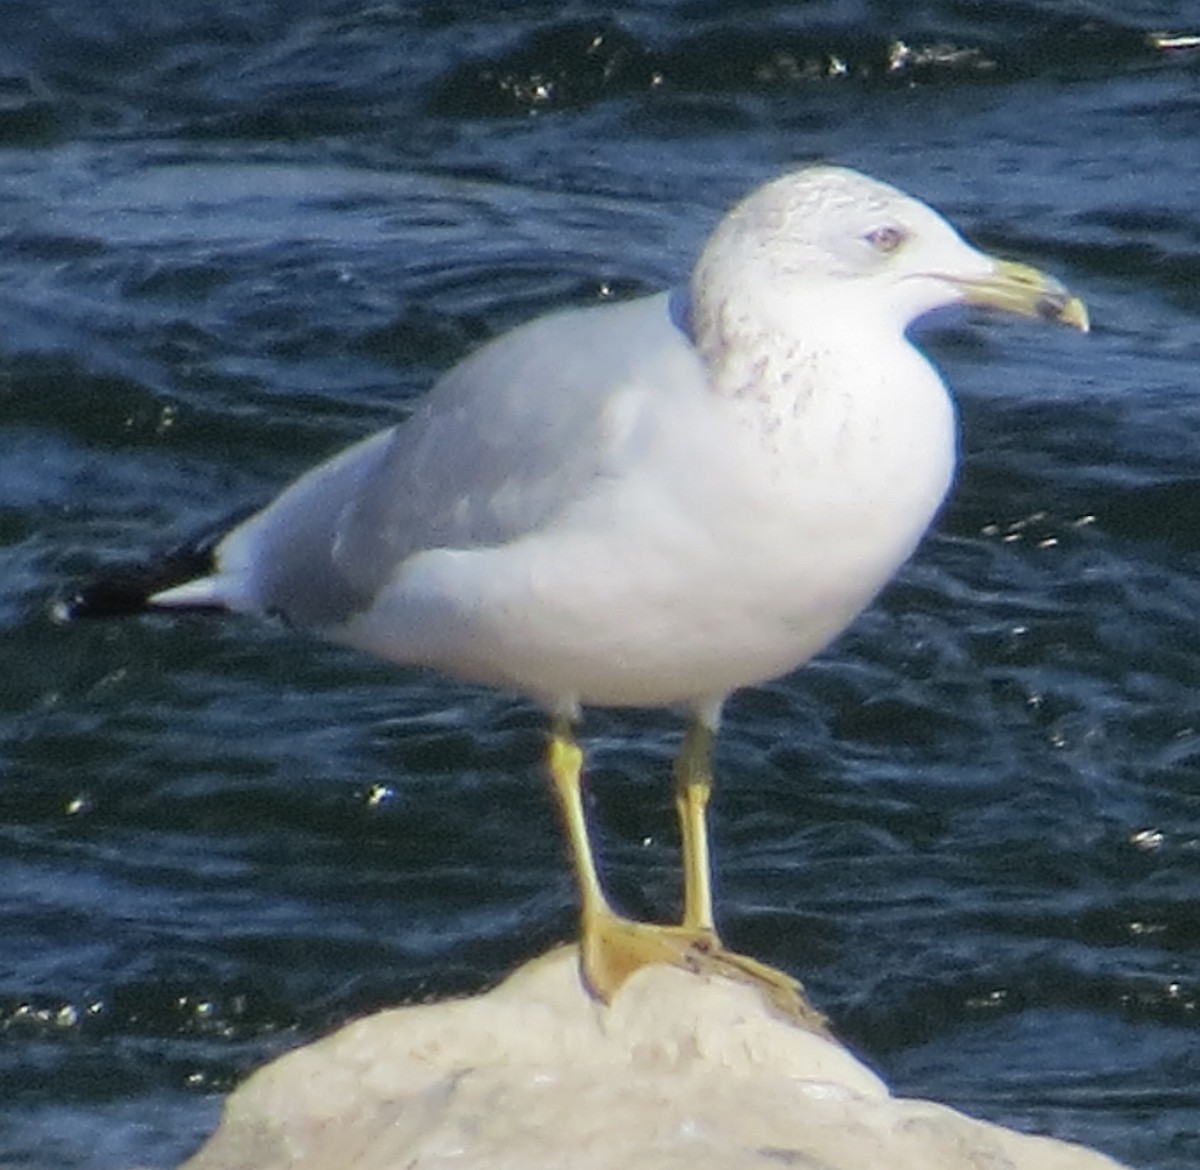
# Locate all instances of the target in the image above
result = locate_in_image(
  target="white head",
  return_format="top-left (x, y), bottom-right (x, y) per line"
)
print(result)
top-left (688, 165), bottom-right (1085, 376)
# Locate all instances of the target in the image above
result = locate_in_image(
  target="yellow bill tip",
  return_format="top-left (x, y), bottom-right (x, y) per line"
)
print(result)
top-left (958, 258), bottom-right (1089, 334)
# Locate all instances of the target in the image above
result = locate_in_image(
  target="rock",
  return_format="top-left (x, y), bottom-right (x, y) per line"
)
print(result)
top-left (180, 946), bottom-right (1129, 1170)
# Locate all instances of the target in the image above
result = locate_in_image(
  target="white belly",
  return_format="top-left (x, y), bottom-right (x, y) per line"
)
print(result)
top-left (337, 360), bottom-right (957, 713)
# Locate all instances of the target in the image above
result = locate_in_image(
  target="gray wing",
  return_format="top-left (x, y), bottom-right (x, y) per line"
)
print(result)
top-left (213, 289), bottom-right (701, 627)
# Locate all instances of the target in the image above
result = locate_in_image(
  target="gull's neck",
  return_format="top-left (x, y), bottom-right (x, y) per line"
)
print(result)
top-left (689, 277), bottom-right (909, 408)
top-left (682, 270), bottom-right (957, 524)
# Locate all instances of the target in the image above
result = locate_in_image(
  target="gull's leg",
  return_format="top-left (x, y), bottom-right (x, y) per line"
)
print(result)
top-left (674, 720), bottom-right (716, 933)
top-left (547, 715), bottom-right (701, 1001)
top-left (547, 715), bottom-right (727, 1001)
top-left (546, 717), bottom-right (610, 927)
top-left (670, 715), bottom-right (830, 1033)
top-left (546, 715), bottom-right (828, 1033)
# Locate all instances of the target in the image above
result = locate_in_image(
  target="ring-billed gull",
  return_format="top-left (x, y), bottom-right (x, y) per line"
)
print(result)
top-left (69, 166), bottom-right (1087, 1025)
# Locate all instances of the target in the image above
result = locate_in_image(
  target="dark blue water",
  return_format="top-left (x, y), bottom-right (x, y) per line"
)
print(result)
top-left (3, 2), bottom-right (1200, 1167)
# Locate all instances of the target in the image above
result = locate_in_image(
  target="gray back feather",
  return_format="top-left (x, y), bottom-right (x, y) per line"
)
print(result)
top-left (222, 290), bottom-right (698, 627)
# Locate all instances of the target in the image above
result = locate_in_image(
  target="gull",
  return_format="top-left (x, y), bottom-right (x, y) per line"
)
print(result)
top-left (68, 165), bottom-right (1088, 1024)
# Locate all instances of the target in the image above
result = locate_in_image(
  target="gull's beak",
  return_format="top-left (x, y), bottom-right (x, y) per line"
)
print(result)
top-left (955, 258), bottom-right (1089, 333)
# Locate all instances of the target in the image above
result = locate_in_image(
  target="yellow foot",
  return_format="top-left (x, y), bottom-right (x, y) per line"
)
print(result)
top-left (580, 912), bottom-right (829, 1035)
top-left (704, 945), bottom-right (830, 1036)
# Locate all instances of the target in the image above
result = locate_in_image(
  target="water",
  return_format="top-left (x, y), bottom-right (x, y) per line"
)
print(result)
top-left (3, 2), bottom-right (1200, 1166)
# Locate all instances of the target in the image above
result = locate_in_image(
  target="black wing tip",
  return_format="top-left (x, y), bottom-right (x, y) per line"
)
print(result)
top-left (60, 571), bottom-right (165, 620)
top-left (59, 558), bottom-right (228, 620)
top-left (61, 503), bottom-right (257, 622)
top-left (59, 571), bottom-right (230, 621)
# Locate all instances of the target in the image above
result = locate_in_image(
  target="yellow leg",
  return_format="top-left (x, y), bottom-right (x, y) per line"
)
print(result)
top-left (546, 716), bottom-right (828, 1033)
top-left (670, 718), bottom-right (829, 1032)
top-left (546, 718), bottom-right (609, 922)
top-left (675, 720), bottom-right (716, 932)
top-left (547, 716), bottom-right (708, 999)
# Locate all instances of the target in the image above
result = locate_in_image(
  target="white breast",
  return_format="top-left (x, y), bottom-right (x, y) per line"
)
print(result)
top-left (335, 331), bottom-right (956, 714)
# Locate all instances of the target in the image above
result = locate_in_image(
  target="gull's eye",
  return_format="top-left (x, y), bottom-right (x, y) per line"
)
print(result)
top-left (864, 224), bottom-right (907, 254)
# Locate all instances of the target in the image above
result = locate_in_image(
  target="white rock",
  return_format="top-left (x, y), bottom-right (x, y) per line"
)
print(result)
top-left (180, 947), bottom-right (1129, 1170)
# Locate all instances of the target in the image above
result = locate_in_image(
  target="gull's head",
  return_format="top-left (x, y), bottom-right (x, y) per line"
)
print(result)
top-left (689, 165), bottom-right (1087, 351)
